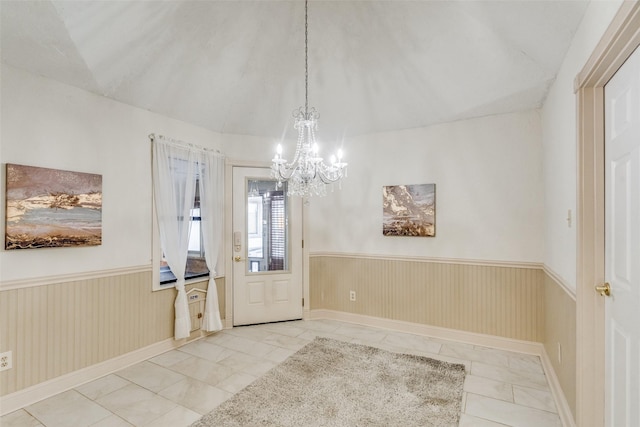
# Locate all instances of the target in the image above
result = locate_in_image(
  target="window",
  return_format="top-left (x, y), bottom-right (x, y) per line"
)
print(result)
top-left (159, 179), bottom-right (209, 285)
top-left (245, 179), bottom-right (289, 273)
top-left (151, 137), bottom-right (224, 314)
top-left (269, 192), bottom-right (286, 270)
top-left (247, 196), bottom-right (264, 258)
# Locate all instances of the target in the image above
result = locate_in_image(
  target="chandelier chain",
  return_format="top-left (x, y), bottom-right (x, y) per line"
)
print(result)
top-left (304, 0), bottom-right (309, 117)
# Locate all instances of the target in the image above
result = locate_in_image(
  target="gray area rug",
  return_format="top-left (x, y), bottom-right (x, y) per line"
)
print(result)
top-left (191, 337), bottom-right (466, 426)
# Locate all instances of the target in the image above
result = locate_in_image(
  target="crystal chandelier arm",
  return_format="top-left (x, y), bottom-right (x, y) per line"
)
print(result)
top-left (316, 162), bottom-right (348, 184)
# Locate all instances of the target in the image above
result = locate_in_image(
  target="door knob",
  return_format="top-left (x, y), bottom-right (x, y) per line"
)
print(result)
top-left (234, 256), bottom-right (244, 262)
top-left (595, 282), bottom-right (611, 297)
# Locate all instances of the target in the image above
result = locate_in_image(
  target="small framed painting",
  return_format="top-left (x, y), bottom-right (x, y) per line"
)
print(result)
top-left (5, 164), bottom-right (102, 249)
top-left (383, 183), bottom-right (435, 237)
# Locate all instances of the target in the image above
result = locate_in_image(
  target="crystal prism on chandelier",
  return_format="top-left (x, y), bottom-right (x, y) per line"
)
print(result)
top-left (271, 0), bottom-right (347, 197)
top-left (272, 107), bottom-right (347, 197)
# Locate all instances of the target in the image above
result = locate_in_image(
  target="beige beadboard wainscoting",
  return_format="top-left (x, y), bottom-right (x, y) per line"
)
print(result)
top-left (310, 253), bottom-right (544, 342)
top-left (309, 253), bottom-right (578, 426)
top-left (543, 267), bottom-right (577, 422)
top-left (0, 269), bottom-right (225, 414)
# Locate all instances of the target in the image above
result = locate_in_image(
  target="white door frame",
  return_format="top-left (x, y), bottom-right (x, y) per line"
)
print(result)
top-left (224, 159), bottom-right (310, 328)
top-left (575, 3), bottom-right (640, 426)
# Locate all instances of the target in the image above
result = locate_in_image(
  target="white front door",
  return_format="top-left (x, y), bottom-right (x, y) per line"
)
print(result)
top-left (604, 46), bottom-right (640, 427)
top-left (232, 167), bottom-right (303, 326)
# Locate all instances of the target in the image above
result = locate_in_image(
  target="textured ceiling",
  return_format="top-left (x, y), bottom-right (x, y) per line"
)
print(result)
top-left (1, 1), bottom-right (589, 141)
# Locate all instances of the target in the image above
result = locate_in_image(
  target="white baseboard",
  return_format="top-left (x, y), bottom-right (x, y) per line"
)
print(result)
top-left (540, 346), bottom-right (576, 427)
top-left (1, 337), bottom-right (188, 416)
top-left (309, 309), bottom-right (542, 354)
top-left (309, 309), bottom-right (576, 427)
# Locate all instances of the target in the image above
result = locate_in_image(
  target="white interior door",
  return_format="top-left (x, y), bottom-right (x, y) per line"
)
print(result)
top-left (604, 46), bottom-right (640, 427)
top-left (232, 167), bottom-right (303, 326)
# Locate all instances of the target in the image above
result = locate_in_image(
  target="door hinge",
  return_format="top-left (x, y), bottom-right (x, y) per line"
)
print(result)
top-left (302, 239), bottom-right (304, 249)
top-left (302, 298), bottom-right (305, 307)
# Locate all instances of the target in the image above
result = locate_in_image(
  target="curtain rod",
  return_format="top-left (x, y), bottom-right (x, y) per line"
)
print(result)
top-left (149, 133), bottom-right (224, 156)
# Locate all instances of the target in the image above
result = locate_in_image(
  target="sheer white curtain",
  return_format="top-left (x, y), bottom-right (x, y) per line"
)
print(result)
top-left (198, 150), bottom-right (224, 332)
top-left (153, 136), bottom-right (225, 339)
top-left (153, 140), bottom-right (197, 339)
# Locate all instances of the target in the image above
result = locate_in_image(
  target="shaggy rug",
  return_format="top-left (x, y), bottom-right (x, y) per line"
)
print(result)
top-left (191, 337), bottom-right (466, 426)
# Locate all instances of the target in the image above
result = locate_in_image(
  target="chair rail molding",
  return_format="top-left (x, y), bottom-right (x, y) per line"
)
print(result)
top-left (0, 265), bottom-right (152, 291)
top-left (309, 251), bottom-right (543, 270)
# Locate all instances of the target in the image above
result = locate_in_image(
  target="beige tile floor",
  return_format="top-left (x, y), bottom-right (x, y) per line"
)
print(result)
top-left (1, 319), bottom-right (562, 427)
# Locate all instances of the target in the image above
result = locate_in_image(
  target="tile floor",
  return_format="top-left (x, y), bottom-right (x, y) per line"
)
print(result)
top-left (1, 319), bottom-right (562, 427)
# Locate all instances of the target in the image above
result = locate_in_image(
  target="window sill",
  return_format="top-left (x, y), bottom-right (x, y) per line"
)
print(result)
top-left (153, 275), bottom-right (222, 292)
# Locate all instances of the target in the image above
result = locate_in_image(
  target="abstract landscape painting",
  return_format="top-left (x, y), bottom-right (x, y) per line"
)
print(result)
top-left (5, 164), bottom-right (102, 249)
top-left (383, 183), bottom-right (435, 237)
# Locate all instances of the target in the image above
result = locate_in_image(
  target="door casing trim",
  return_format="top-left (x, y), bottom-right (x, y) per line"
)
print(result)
top-left (575, 3), bottom-right (640, 426)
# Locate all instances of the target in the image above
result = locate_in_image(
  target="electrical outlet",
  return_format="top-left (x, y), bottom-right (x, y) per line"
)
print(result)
top-left (557, 342), bottom-right (562, 365)
top-left (349, 291), bottom-right (356, 302)
top-left (0, 351), bottom-right (12, 372)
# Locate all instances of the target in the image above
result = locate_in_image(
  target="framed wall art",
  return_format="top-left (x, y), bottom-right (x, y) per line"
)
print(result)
top-left (5, 164), bottom-right (102, 249)
top-left (383, 183), bottom-right (435, 237)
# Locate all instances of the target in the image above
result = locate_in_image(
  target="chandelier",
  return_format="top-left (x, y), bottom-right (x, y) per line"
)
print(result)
top-left (271, 0), bottom-right (347, 197)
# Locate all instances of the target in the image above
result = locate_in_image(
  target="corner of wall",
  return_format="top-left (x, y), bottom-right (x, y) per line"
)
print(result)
top-left (542, 267), bottom-right (577, 421)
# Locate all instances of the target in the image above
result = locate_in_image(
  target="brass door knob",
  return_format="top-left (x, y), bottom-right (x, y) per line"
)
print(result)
top-left (234, 256), bottom-right (244, 262)
top-left (595, 282), bottom-right (611, 297)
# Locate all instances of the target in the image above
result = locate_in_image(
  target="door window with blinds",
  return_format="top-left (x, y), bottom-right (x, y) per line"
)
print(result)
top-left (246, 179), bottom-right (289, 273)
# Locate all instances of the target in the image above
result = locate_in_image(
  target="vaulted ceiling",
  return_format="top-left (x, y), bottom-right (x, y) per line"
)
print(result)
top-left (1, 1), bottom-right (589, 141)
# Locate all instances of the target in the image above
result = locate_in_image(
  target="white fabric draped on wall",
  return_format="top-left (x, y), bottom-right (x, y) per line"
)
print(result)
top-left (152, 136), bottom-right (224, 339)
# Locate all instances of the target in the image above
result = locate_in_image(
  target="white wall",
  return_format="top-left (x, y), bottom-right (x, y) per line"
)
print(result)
top-left (541, 0), bottom-right (623, 291)
top-left (308, 110), bottom-right (544, 263)
top-left (0, 65), bottom-right (223, 283)
top-left (222, 133), bottom-right (278, 164)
